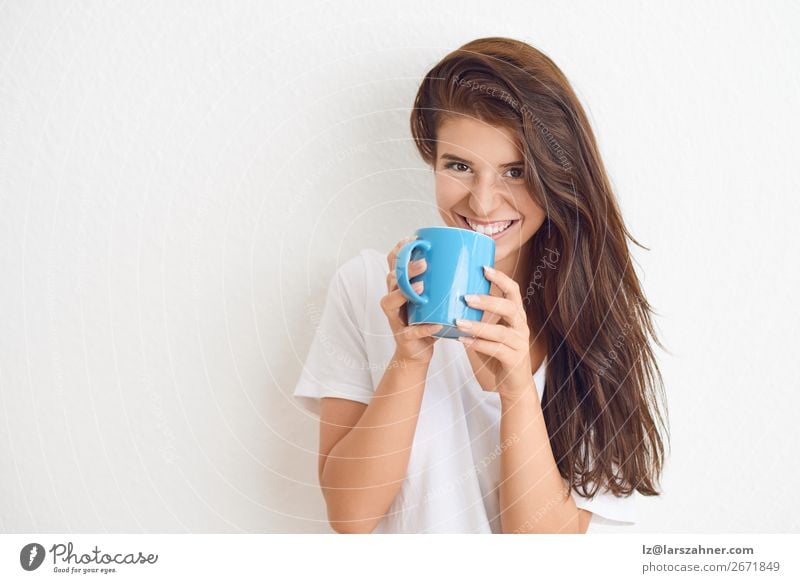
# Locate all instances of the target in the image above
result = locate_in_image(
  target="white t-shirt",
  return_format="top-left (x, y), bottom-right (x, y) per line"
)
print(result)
top-left (293, 248), bottom-right (637, 533)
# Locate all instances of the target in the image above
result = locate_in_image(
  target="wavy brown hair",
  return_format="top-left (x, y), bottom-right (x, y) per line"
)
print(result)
top-left (410, 37), bottom-right (669, 500)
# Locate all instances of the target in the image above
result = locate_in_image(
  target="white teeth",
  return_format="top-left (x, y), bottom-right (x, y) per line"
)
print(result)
top-left (465, 218), bottom-right (513, 235)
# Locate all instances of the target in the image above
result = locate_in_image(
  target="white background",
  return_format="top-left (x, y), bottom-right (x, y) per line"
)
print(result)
top-left (1, 0), bottom-right (798, 533)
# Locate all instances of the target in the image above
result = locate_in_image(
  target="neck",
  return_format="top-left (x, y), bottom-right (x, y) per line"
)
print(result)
top-left (493, 243), bottom-right (546, 344)
top-left (493, 243), bottom-right (533, 293)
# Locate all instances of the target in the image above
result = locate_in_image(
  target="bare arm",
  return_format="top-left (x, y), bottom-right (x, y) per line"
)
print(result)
top-left (317, 235), bottom-right (441, 534)
top-left (498, 384), bottom-right (592, 534)
top-left (319, 353), bottom-right (431, 534)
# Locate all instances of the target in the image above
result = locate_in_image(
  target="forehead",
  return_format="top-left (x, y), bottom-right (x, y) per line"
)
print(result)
top-left (436, 116), bottom-right (522, 162)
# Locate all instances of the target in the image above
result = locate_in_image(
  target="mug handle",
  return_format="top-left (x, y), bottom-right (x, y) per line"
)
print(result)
top-left (395, 238), bottom-right (431, 305)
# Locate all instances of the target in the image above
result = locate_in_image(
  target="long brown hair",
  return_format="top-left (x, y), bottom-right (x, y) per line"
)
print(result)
top-left (410, 37), bottom-right (669, 500)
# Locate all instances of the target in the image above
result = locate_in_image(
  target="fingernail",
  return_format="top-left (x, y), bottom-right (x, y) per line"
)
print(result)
top-left (455, 318), bottom-right (472, 328)
top-left (412, 281), bottom-right (423, 290)
top-left (464, 294), bottom-right (476, 303)
top-left (484, 265), bottom-right (495, 274)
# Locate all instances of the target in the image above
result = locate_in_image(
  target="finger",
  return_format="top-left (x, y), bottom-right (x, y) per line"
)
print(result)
top-left (382, 281), bottom-right (423, 310)
top-left (395, 258), bottom-right (427, 280)
top-left (409, 257), bottom-right (427, 277)
top-left (401, 322), bottom-right (443, 340)
top-left (482, 265), bottom-right (522, 303)
top-left (386, 235), bottom-right (416, 273)
top-left (386, 258), bottom-right (426, 292)
top-left (479, 306), bottom-right (502, 325)
top-left (458, 337), bottom-right (515, 366)
top-left (454, 318), bottom-right (526, 350)
top-left (381, 291), bottom-right (408, 330)
top-left (464, 293), bottom-right (525, 329)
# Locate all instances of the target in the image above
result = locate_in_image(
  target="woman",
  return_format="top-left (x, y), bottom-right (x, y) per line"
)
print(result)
top-left (294, 36), bottom-right (669, 534)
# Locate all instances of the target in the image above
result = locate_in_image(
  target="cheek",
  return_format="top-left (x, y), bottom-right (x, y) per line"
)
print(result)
top-left (523, 215), bottom-right (546, 237)
top-left (521, 207), bottom-right (547, 239)
top-left (516, 191), bottom-right (545, 219)
top-left (434, 175), bottom-right (464, 207)
top-left (514, 195), bottom-right (547, 234)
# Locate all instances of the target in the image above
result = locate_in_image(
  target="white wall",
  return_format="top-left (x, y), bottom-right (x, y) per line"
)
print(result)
top-left (1, 0), bottom-right (798, 533)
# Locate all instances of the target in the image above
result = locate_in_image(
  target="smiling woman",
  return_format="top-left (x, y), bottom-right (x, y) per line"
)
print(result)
top-left (409, 36), bottom-right (669, 511)
top-left (294, 36), bottom-right (669, 534)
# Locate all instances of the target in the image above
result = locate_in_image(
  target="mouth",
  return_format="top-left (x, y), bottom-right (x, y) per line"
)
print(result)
top-left (455, 213), bottom-right (521, 240)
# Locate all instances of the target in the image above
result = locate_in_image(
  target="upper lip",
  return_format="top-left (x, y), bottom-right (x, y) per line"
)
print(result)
top-left (458, 214), bottom-right (520, 225)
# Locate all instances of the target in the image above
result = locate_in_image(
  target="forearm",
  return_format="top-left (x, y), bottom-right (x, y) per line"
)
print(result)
top-left (320, 353), bottom-right (429, 533)
top-left (498, 383), bottom-right (582, 534)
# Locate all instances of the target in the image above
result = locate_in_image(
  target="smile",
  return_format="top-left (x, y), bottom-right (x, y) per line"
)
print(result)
top-left (456, 213), bottom-right (521, 239)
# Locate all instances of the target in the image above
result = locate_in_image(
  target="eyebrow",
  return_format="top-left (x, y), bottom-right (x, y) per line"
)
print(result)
top-left (439, 153), bottom-right (523, 168)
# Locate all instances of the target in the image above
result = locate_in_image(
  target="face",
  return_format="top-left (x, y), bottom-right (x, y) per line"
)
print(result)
top-left (433, 116), bottom-right (546, 273)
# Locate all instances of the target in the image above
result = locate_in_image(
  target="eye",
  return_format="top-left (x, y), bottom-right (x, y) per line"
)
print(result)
top-left (505, 167), bottom-right (524, 179)
top-left (445, 161), bottom-right (471, 173)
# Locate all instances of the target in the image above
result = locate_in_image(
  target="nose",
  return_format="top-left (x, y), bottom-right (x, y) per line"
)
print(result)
top-left (467, 172), bottom-right (507, 218)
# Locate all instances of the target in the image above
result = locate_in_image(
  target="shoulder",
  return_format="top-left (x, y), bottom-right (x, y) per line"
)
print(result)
top-left (358, 248), bottom-right (389, 275)
top-left (326, 249), bottom-right (393, 356)
top-left (334, 248), bottom-right (386, 281)
top-left (327, 248), bottom-right (387, 317)
top-left (339, 248), bottom-right (388, 297)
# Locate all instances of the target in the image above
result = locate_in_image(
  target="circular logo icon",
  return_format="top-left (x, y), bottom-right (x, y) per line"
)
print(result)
top-left (20, 543), bottom-right (46, 571)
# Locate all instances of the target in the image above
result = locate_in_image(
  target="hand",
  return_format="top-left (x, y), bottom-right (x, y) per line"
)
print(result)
top-left (455, 265), bottom-right (535, 398)
top-left (380, 235), bottom-right (443, 366)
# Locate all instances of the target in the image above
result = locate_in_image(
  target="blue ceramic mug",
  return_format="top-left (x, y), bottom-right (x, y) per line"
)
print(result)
top-left (395, 226), bottom-right (495, 339)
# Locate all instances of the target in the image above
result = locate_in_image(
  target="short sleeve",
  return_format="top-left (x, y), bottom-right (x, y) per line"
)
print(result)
top-left (562, 433), bottom-right (637, 527)
top-left (292, 252), bottom-right (376, 416)
top-left (570, 478), bottom-right (637, 526)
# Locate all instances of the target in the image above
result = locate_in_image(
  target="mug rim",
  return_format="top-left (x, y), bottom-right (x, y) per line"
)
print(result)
top-left (415, 225), bottom-right (494, 242)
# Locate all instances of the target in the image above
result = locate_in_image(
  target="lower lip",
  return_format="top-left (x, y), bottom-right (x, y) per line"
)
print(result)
top-left (457, 214), bottom-right (520, 240)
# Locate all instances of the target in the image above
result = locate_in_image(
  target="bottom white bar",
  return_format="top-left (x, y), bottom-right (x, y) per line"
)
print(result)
top-left (0, 534), bottom-right (795, 582)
